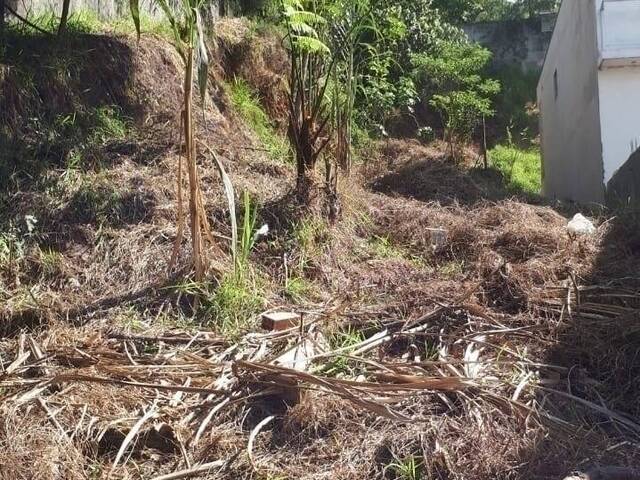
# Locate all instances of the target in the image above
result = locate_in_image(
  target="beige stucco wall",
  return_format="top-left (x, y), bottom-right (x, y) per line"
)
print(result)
top-left (537, 0), bottom-right (605, 204)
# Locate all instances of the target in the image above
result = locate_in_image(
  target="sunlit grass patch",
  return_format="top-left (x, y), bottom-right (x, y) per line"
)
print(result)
top-left (228, 78), bottom-right (290, 162)
top-left (490, 144), bottom-right (541, 195)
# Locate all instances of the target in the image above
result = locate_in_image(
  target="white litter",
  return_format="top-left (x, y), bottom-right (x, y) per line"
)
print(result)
top-left (567, 213), bottom-right (596, 236)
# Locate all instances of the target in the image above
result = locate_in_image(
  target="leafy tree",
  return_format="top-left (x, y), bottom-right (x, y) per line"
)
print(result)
top-left (475, 0), bottom-right (560, 21)
top-left (357, 0), bottom-right (463, 127)
top-left (280, 0), bottom-right (376, 214)
top-left (432, 0), bottom-right (485, 24)
top-left (281, 0), bottom-right (333, 196)
top-left (413, 41), bottom-right (500, 159)
top-left (324, 0), bottom-right (377, 174)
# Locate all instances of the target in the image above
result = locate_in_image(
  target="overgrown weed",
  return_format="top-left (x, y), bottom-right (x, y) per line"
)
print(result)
top-left (283, 275), bottom-right (311, 303)
top-left (205, 273), bottom-right (264, 338)
top-left (386, 455), bottom-right (423, 480)
top-left (7, 9), bottom-right (171, 38)
top-left (207, 191), bottom-right (266, 338)
top-left (292, 216), bottom-right (329, 271)
top-left (319, 327), bottom-right (364, 377)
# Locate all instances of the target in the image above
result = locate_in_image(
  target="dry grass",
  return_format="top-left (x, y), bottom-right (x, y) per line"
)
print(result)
top-left (1, 22), bottom-right (640, 480)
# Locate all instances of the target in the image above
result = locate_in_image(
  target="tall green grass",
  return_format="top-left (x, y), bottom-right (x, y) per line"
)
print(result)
top-left (228, 78), bottom-right (290, 162)
top-left (490, 144), bottom-right (541, 195)
top-left (8, 9), bottom-right (172, 38)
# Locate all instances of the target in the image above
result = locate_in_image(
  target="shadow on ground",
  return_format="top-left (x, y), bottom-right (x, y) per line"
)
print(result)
top-left (526, 210), bottom-right (640, 478)
top-left (0, 30), bottom-right (181, 187)
top-left (369, 139), bottom-right (540, 206)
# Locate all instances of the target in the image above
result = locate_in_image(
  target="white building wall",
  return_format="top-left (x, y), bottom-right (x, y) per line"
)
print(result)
top-left (598, 68), bottom-right (640, 184)
top-left (597, 0), bottom-right (640, 67)
top-left (537, 0), bottom-right (605, 203)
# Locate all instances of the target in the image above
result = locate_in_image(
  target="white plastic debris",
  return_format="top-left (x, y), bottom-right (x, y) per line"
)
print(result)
top-left (253, 224), bottom-right (269, 242)
top-left (567, 213), bottom-right (596, 236)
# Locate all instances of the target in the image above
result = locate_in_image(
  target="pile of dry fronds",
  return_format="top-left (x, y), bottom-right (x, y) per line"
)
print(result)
top-left (2, 271), bottom-right (639, 478)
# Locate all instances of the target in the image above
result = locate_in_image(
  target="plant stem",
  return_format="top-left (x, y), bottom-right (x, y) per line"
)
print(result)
top-left (184, 46), bottom-right (205, 282)
top-left (58, 0), bottom-right (70, 36)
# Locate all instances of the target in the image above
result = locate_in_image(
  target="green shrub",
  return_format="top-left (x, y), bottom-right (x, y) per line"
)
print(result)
top-left (8, 9), bottom-right (171, 37)
top-left (356, 1), bottom-right (464, 127)
top-left (284, 275), bottom-right (311, 302)
top-left (413, 41), bottom-right (500, 158)
top-left (88, 106), bottom-right (129, 145)
top-left (206, 273), bottom-right (264, 338)
top-left (319, 327), bottom-right (365, 377)
top-left (6, 10), bottom-right (103, 35)
top-left (386, 455), bottom-right (423, 480)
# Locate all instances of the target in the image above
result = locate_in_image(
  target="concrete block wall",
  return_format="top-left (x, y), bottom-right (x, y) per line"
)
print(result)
top-left (463, 15), bottom-right (556, 72)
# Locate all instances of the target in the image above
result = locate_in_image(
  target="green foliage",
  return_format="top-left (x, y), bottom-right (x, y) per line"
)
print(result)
top-left (6, 8), bottom-right (173, 37)
top-left (88, 106), bottom-right (129, 144)
top-left (206, 273), bottom-right (264, 337)
top-left (69, 179), bottom-right (124, 225)
top-left (7, 9), bottom-right (102, 35)
top-left (283, 275), bottom-right (311, 302)
top-left (432, 0), bottom-right (485, 24)
top-left (170, 275), bottom-right (264, 337)
top-left (36, 247), bottom-right (64, 278)
top-left (490, 144), bottom-right (541, 194)
top-left (368, 235), bottom-right (404, 260)
top-left (417, 126), bottom-right (434, 143)
top-left (357, 0), bottom-right (463, 126)
top-left (475, 0), bottom-right (560, 21)
top-left (229, 79), bottom-right (290, 162)
top-left (66, 172), bottom-right (150, 227)
top-left (237, 189), bottom-right (259, 274)
top-left (0, 215), bottom-right (39, 282)
top-left (293, 216), bottom-right (328, 270)
top-left (0, 222), bottom-right (26, 271)
top-left (438, 259), bottom-right (465, 279)
top-left (490, 65), bottom-right (539, 144)
top-left (5, 105), bottom-right (130, 184)
top-left (191, 190), bottom-right (266, 337)
top-left (282, 0), bottom-right (330, 54)
top-left (386, 455), bottom-right (423, 480)
top-left (115, 307), bottom-right (147, 332)
top-left (280, 0), bottom-right (337, 190)
top-left (110, 14), bottom-right (174, 38)
top-left (320, 327), bottom-right (364, 377)
top-left (413, 41), bottom-right (500, 156)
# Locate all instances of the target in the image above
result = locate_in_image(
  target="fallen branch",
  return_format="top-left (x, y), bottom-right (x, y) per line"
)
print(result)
top-left (50, 374), bottom-right (229, 396)
top-left (150, 460), bottom-right (227, 480)
top-left (4, 4), bottom-right (53, 35)
top-left (108, 332), bottom-right (226, 346)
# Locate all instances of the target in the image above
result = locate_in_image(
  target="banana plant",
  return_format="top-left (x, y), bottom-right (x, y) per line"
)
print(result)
top-left (130, 0), bottom-right (237, 284)
top-left (327, 0), bottom-right (380, 174)
top-left (281, 0), bottom-right (334, 195)
top-left (282, 0), bottom-right (379, 202)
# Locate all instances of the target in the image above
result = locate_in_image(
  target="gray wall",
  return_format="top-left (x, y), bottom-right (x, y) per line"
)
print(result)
top-left (537, 0), bottom-right (605, 204)
top-left (463, 14), bottom-right (555, 72)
